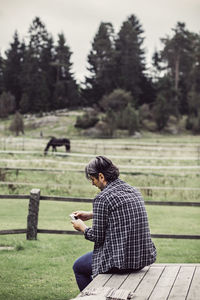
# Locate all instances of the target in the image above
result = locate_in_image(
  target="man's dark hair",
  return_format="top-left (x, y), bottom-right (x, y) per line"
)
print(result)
top-left (85, 156), bottom-right (119, 182)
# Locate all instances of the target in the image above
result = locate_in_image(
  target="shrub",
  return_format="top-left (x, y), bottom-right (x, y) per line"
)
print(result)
top-left (139, 104), bottom-right (152, 124)
top-left (9, 111), bottom-right (24, 136)
top-left (153, 93), bottom-right (171, 130)
top-left (0, 91), bottom-right (16, 117)
top-left (101, 109), bottom-right (117, 137)
top-left (186, 114), bottom-right (200, 133)
top-left (121, 104), bottom-right (139, 135)
top-left (99, 89), bottom-right (139, 136)
top-left (75, 112), bottom-right (99, 129)
top-left (100, 89), bottom-right (133, 112)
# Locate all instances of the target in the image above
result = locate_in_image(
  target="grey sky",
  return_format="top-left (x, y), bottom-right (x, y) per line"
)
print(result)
top-left (0, 0), bottom-right (200, 83)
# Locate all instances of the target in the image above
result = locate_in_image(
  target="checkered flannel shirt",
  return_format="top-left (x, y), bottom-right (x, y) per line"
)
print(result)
top-left (84, 178), bottom-right (157, 277)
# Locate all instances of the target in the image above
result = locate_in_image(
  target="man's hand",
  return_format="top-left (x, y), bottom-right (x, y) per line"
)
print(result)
top-left (73, 211), bottom-right (93, 221)
top-left (71, 219), bottom-right (88, 233)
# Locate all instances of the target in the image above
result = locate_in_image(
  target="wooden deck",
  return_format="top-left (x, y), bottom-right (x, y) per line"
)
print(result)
top-left (78, 264), bottom-right (200, 299)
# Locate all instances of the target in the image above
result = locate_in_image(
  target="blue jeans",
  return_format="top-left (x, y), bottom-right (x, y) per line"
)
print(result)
top-left (73, 252), bottom-right (143, 291)
top-left (73, 251), bottom-right (93, 291)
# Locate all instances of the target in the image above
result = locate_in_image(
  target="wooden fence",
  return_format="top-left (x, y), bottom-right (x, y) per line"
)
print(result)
top-left (0, 189), bottom-right (200, 240)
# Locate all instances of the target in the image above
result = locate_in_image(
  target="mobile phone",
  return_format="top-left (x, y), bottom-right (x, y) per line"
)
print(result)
top-left (69, 213), bottom-right (78, 221)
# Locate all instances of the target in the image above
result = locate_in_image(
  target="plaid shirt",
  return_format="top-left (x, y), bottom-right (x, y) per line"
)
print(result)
top-left (84, 178), bottom-right (156, 277)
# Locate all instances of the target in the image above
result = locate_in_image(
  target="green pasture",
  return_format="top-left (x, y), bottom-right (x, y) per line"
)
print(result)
top-left (0, 133), bottom-right (200, 299)
top-left (0, 198), bottom-right (200, 300)
top-left (0, 160), bottom-right (199, 202)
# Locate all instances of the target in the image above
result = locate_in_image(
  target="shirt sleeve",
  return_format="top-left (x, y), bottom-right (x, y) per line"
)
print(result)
top-left (84, 197), bottom-right (108, 245)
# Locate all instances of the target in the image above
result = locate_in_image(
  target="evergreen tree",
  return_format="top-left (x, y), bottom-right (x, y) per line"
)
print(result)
top-left (3, 32), bottom-right (24, 109)
top-left (20, 17), bottom-right (52, 112)
top-left (0, 53), bottom-right (4, 95)
top-left (186, 34), bottom-right (200, 132)
top-left (40, 36), bottom-right (57, 110)
top-left (83, 22), bottom-right (116, 105)
top-left (121, 103), bottom-right (139, 135)
top-left (157, 22), bottom-right (196, 115)
top-left (53, 33), bottom-right (80, 109)
top-left (19, 93), bottom-right (30, 114)
top-left (153, 76), bottom-right (175, 129)
top-left (115, 15), bottom-right (146, 106)
top-left (0, 91), bottom-right (16, 118)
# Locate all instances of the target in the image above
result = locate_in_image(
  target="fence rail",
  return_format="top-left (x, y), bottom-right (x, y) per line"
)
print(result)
top-left (1, 181), bottom-right (200, 191)
top-left (1, 194), bottom-right (200, 206)
top-left (1, 166), bottom-right (200, 176)
top-left (1, 142), bottom-right (199, 152)
top-left (1, 149), bottom-right (199, 159)
top-left (0, 190), bottom-right (200, 240)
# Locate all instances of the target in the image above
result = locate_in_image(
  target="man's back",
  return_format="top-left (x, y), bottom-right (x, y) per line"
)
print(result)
top-left (89, 178), bottom-right (157, 276)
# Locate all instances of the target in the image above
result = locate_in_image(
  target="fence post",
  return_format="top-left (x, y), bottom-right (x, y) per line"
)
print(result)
top-left (26, 189), bottom-right (40, 240)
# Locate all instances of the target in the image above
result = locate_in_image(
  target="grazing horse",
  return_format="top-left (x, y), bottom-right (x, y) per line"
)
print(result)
top-left (44, 137), bottom-right (70, 155)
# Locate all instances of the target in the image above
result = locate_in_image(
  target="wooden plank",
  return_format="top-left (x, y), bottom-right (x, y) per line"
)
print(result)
top-left (40, 196), bottom-right (92, 203)
top-left (149, 266), bottom-right (180, 299)
top-left (36, 229), bottom-right (200, 240)
top-left (104, 273), bottom-right (129, 289)
top-left (186, 267), bottom-right (200, 300)
top-left (151, 234), bottom-right (200, 240)
top-left (131, 266), bottom-right (164, 299)
top-left (151, 264), bottom-right (200, 267)
top-left (0, 194), bottom-right (29, 199)
top-left (84, 273), bottom-right (112, 290)
top-left (145, 201), bottom-right (200, 207)
top-left (1, 166), bottom-right (199, 176)
top-left (76, 264), bottom-right (200, 299)
top-left (119, 267), bottom-right (149, 291)
top-left (0, 229), bottom-right (27, 235)
top-left (168, 266), bottom-right (195, 299)
top-left (0, 193), bottom-right (200, 207)
top-left (1, 180), bottom-right (200, 191)
top-left (76, 273), bottom-right (112, 298)
top-left (37, 229), bottom-right (82, 235)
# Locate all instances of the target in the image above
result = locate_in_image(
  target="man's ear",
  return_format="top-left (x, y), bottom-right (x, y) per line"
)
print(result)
top-left (98, 172), bottom-right (105, 182)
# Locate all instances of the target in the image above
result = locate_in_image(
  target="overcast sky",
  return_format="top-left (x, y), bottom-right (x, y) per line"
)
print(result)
top-left (0, 0), bottom-right (200, 83)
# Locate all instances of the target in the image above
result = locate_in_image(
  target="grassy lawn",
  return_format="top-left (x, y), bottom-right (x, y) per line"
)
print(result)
top-left (0, 234), bottom-right (92, 300)
top-left (0, 130), bottom-right (200, 299)
top-left (0, 197), bottom-right (200, 300)
top-left (1, 233), bottom-right (199, 300)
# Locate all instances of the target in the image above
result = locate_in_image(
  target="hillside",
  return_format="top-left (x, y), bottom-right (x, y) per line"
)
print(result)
top-left (0, 108), bottom-right (195, 140)
top-left (0, 109), bottom-right (84, 139)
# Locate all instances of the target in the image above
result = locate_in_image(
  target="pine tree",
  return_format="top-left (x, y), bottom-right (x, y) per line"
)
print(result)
top-left (0, 54), bottom-right (4, 95)
top-left (19, 93), bottom-right (30, 114)
top-left (0, 91), bottom-right (16, 118)
top-left (53, 33), bottom-right (80, 109)
top-left (153, 76), bottom-right (175, 130)
top-left (158, 22), bottom-right (196, 115)
top-left (115, 15), bottom-right (146, 106)
top-left (153, 93), bottom-right (170, 131)
top-left (21, 17), bottom-right (52, 112)
top-left (3, 31), bottom-right (24, 109)
top-left (40, 36), bottom-right (56, 110)
top-left (186, 34), bottom-right (200, 132)
top-left (83, 22), bottom-right (116, 105)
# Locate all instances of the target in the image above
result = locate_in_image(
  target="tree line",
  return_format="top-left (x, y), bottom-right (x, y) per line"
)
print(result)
top-left (0, 15), bottom-right (200, 133)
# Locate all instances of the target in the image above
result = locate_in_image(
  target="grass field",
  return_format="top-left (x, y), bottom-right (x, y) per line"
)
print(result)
top-left (0, 199), bottom-right (200, 300)
top-left (0, 124), bottom-right (200, 299)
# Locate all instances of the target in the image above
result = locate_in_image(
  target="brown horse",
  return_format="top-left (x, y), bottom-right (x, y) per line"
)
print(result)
top-left (44, 137), bottom-right (70, 155)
